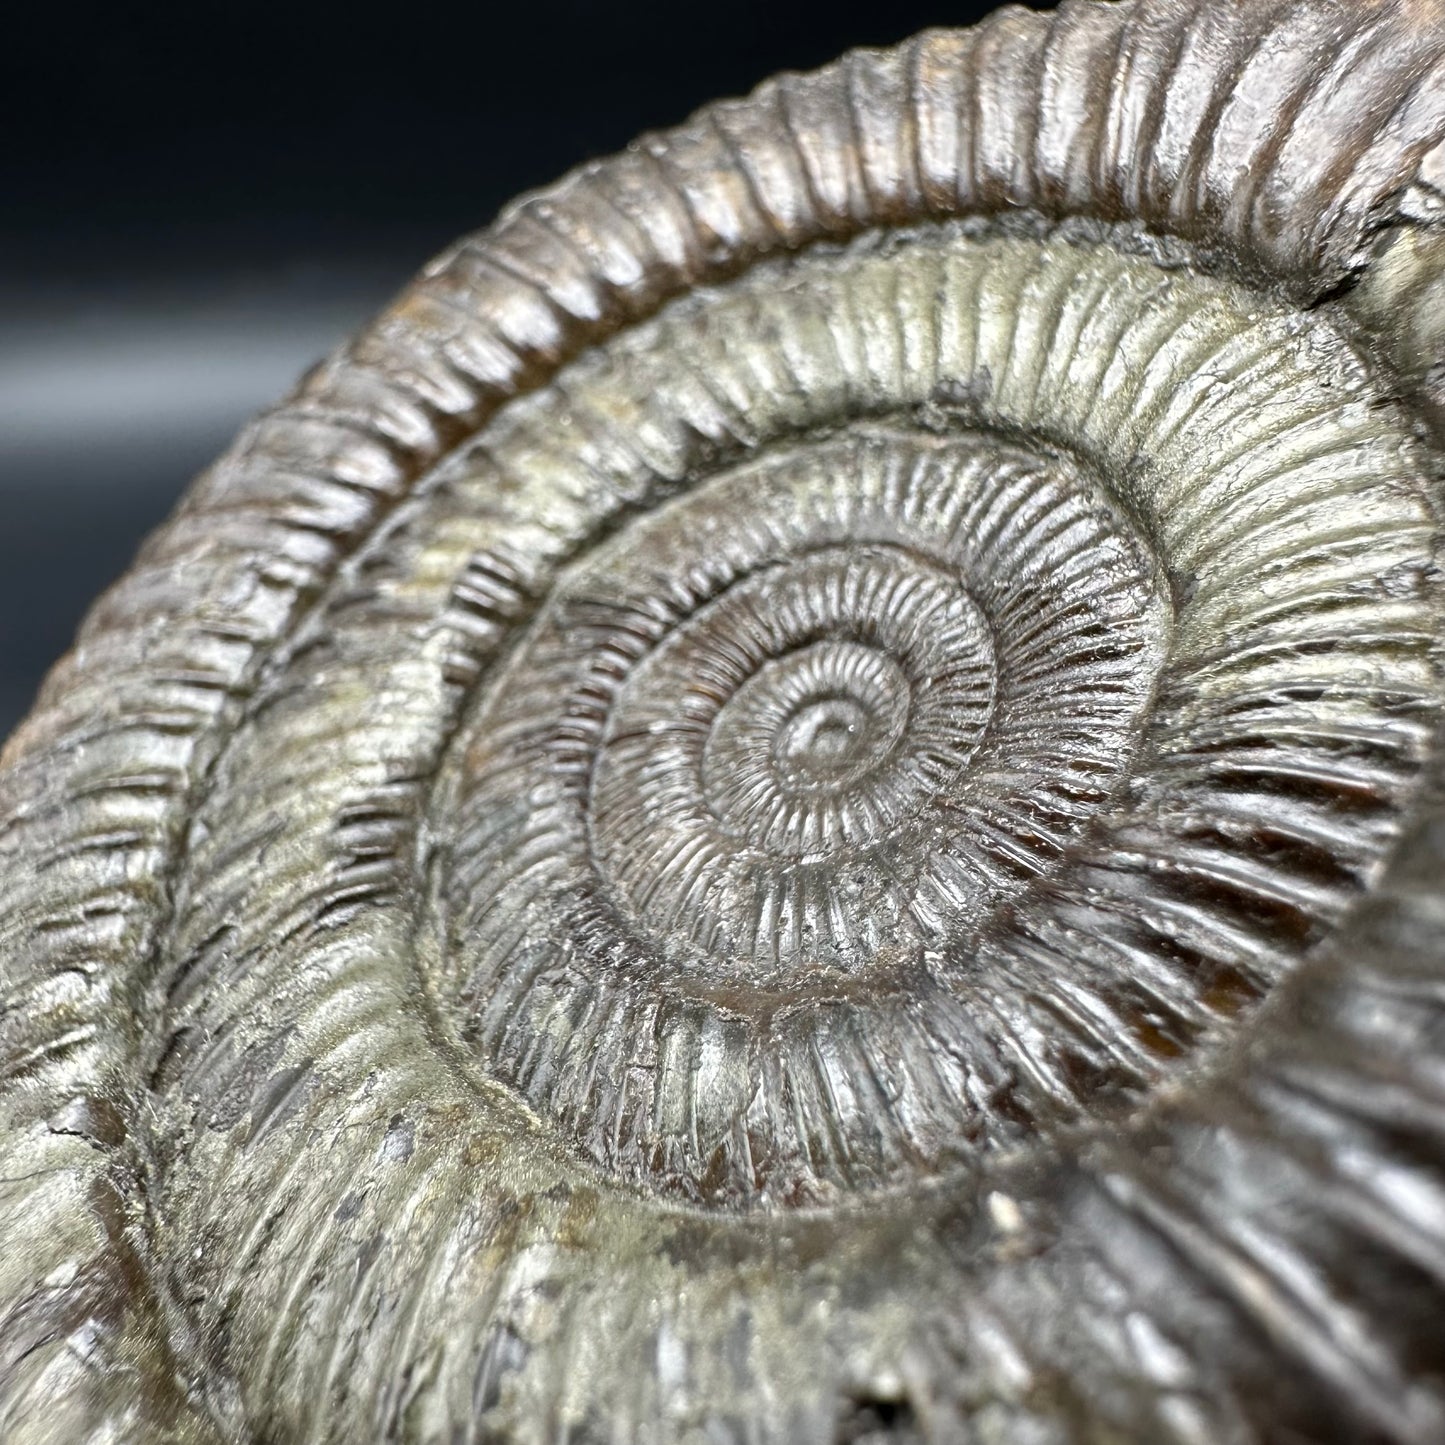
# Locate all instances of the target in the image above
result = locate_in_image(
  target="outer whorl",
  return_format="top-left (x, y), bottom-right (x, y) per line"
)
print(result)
top-left (4, 1), bottom-right (1445, 1441)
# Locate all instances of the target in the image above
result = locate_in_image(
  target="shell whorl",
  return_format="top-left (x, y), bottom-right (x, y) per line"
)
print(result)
top-left (4, 2), bottom-right (1445, 1442)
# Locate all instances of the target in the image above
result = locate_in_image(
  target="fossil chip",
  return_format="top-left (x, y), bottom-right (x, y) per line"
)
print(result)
top-left (4, 1), bottom-right (1445, 1441)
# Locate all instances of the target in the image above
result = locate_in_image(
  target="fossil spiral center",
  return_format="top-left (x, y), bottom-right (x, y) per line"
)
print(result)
top-left (776, 694), bottom-right (870, 775)
top-left (396, 229), bottom-right (1444, 1209)
top-left (438, 422), bottom-right (1174, 1201)
top-left (708, 642), bottom-right (914, 814)
top-left (591, 542), bottom-right (1000, 973)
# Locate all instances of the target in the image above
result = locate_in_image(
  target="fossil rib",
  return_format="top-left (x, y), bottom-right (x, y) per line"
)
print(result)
top-left (3, 1), bottom-right (1445, 1441)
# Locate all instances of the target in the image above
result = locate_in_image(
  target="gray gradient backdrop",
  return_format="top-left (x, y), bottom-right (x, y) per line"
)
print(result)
top-left (1, 0), bottom-right (1004, 734)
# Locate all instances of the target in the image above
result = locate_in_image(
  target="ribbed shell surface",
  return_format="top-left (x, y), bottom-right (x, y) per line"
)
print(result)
top-left (4, 2), bottom-right (1445, 1442)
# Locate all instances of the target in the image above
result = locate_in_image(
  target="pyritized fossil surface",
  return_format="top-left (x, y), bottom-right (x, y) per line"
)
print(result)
top-left (4, 1), bottom-right (1445, 1441)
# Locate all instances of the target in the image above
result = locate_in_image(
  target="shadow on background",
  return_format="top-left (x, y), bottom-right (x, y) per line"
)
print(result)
top-left (1, 0), bottom-right (1016, 736)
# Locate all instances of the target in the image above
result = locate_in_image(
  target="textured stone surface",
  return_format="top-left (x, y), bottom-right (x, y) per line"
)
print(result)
top-left (3, 1), bottom-right (1445, 1440)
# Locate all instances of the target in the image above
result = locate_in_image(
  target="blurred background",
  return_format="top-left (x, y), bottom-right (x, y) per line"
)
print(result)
top-left (1, 0), bottom-right (1016, 735)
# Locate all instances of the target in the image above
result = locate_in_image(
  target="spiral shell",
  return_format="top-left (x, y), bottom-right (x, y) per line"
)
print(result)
top-left (5, 1), bottom-right (1445, 1441)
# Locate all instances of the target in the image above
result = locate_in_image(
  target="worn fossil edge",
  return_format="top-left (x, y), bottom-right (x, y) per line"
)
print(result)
top-left (3, 0), bottom-right (1445, 1439)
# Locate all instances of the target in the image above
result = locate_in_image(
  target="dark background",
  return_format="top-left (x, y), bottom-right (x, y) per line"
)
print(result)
top-left (0, 0), bottom-right (1020, 736)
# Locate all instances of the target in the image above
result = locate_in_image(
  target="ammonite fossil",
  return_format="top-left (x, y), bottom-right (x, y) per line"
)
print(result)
top-left (5, 0), bottom-right (1445, 1439)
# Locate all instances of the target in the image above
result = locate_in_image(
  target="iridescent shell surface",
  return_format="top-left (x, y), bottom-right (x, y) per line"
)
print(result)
top-left (4, 1), bottom-right (1445, 1440)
